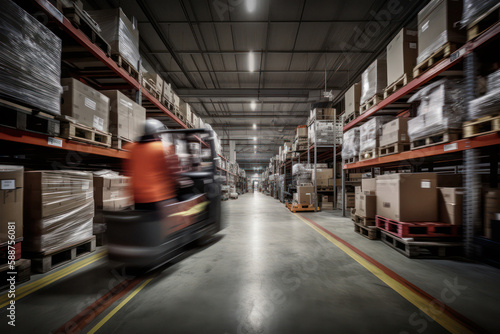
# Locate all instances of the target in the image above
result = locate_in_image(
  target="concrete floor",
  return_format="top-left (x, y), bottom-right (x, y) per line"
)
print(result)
top-left (1, 192), bottom-right (500, 333)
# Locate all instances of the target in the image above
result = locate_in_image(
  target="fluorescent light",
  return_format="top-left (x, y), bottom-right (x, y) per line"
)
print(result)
top-left (253, 124), bottom-right (257, 129)
top-left (253, 137), bottom-right (257, 141)
top-left (254, 145), bottom-right (257, 149)
top-left (246, 0), bottom-right (257, 13)
top-left (248, 51), bottom-right (255, 72)
top-left (250, 101), bottom-right (257, 110)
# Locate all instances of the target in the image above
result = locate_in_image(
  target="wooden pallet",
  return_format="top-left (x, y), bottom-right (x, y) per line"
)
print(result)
top-left (410, 130), bottom-right (461, 150)
top-left (287, 203), bottom-right (320, 213)
top-left (463, 115), bottom-right (500, 138)
top-left (142, 78), bottom-right (161, 100)
top-left (376, 216), bottom-right (460, 239)
top-left (58, 1), bottom-right (111, 57)
top-left (381, 230), bottom-right (462, 258)
top-left (26, 236), bottom-right (96, 273)
top-left (360, 95), bottom-right (383, 113)
top-left (378, 142), bottom-right (410, 157)
top-left (359, 148), bottom-right (378, 161)
top-left (0, 259), bottom-right (31, 289)
top-left (317, 186), bottom-right (334, 192)
top-left (113, 54), bottom-right (140, 81)
top-left (354, 214), bottom-right (375, 227)
top-left (467, 2), bottom-right (500, 41)
top-left (112, 136), bottom-right (134, 150)
top-left (0, 99), bottom-right (60, 135)
top-left (413, 43), bottom-right (457, 78)
top-left (60, 121), bottom-right (112, 147)
top-left (343, 112), bottom-right (358, 125)
top-left (383, 73), bottom-right (410, 99)
top-left (354, 223), bottom-right (380, 240)
top-left (343, 156), bottom-right (359, 165)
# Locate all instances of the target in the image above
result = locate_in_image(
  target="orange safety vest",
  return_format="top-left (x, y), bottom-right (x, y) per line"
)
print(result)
top-left (124, 141), bottom-right (179, 203)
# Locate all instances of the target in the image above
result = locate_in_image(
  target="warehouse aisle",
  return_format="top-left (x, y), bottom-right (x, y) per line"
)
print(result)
top-left (2, 192), bottom-right (499, 333)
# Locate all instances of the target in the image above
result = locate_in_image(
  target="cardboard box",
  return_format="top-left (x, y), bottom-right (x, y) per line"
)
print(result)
top-left (379, 118), bottom-right (410, 147)
top-left (93, 175), bottom-right (133, 211)
top-left (362, 178), bottom-right (376, 194)
top-left (376, 173), bottom-right (438, 222)
top-left (101, 90), bottom-right (146, 141)
top-left (346, 193), bottom-right (355, 208)
top-left (0, 166), bottom-right (23, 244)
top-left (296, 126), bottom-right (308, 138)
top-left (61, 78), bottom-right (110, 132)
top-left (163, 82), bottom-right (173, 103)
top-left (23, 171), bottom-right (94, 253)
top-left (311, 108), bottom-right (335, 121)
top-left (417, 0), bottom-right (465, 64)
top-left (485, 189), bottom-right (500, 239)
top-left (387, 28), bottom-right (418, 86)
top-left (328, 178), bottom-right (342, 187)
top-left (297, 186), bottom-right (315, 205)
top-left (438, 187), bottom-right (463, 225)
top-left (345, 83), bottom-right (361, 116)
top-left (355, 192), bottom-right (377, 218)
top-left (361, 58), bottom-right (387, 104)
top-left (313, 169), bottom-right (333, 180)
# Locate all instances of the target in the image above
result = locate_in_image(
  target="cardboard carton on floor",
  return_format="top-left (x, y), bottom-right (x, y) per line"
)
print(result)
top-left (0, 165), bottom-right (23, 244)
top-left (376, 173), bottom-right (438, 222)
top-left (297, 186), bottom-right (314, 205)
top-left (355, 192), bottom-right (377, 219)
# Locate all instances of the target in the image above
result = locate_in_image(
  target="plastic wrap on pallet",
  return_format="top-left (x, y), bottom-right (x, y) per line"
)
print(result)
top-left (342, 128), bottom-right (360, 159)
top-left (408, 79), bottom-right (465, 141)
top-left (469, 90), bottom-right (500, 119)
top-left (88, 8), bottom-right (140, 70)
top-left (309, 121), bottom-right (343, 145)
top-left (23, 171), bottom-right (94, 253)
top-left (0, 0), bottom-right (62, 115)
top-left (486, 69), bottom-right (500, 92)
top-left (360, 59), bottom-right (387, 104)
top-left (460, 0), bottom-right (499, 27)
top-left (359, 116), bottom-right (394, 152)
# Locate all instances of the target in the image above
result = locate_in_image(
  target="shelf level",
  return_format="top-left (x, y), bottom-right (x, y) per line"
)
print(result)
top-left (32, 0), bottom-right (186, 129)
top-left (0, 127), bottom-right (129, 159)
top-left (343, 22), bottom-right (500, 132)
top-left (343, 133), bottom-right (500, 170)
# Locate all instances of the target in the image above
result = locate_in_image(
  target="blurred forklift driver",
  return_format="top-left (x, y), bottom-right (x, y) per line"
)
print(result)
top-left (124, 118), bottom-right (180, 210)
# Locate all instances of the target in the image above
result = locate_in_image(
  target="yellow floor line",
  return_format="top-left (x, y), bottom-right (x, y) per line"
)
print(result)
top-left (87, 278), bottom-right (153, 334)
top-left (0, 250), bottom-right (107, 308)
top-left (293, 213), bottom-right (473, 334)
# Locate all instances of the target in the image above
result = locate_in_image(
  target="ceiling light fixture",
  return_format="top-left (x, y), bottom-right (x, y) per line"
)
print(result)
top-left (246, 0), bottom-right (257, 13)
top-left (253, 137), bottom-right (257, 141)
top-left (253, 124), bottom-right (257, 129)
top-left (248, 51), bottom-right (255, 72)
top-left (250, 101), bottom-right (257, 110)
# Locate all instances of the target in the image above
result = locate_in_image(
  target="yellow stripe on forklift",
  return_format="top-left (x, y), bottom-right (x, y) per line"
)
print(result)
top-left (0, 250), bottom-right (107, 308)
top-left (293, 213), bottom-right (473, 334)
top-left (87, 278), bottom-right (153, 334)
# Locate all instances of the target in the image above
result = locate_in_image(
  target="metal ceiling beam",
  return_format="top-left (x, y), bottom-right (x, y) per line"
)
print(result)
top-left (150, 50), bottom-right (373, 55)
top-left (135, 0), bottom-right (197, 88)
top-left (138, 20), bottom-right (393, 24)
top-left (162, 69), bottom-right (349, 74)
top-left (202, 114), bottom-right (307, 119)
top-left (176, 88), bottom-right (339, 98)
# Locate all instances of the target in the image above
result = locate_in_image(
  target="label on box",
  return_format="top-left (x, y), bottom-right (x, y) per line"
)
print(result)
top-left (422, 21), bottom-right (429, 32)
top-left (62, 85), bottom-right (69, 92)
top-left (120, 98), bottom-right (133, 109)
top-left (85, 97), bottom-right (97, 111)
top-left (48, 137), bottom-right (63, 147)
top-left (409, 42), bottom-right (417, 49)
top-left (1, 180), bottom-right (15, 190)
top-left (93, 116), bottom-right (104, 131)
top-left (110, 191), bottom-right (119, 199)
top-left (82, 181), bottom-right (90, 190)
top-left (421, 181), bottom-right (431, 189)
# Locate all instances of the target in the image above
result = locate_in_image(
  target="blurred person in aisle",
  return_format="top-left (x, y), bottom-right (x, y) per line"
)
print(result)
top-left (124, 118), bottom-right (180, 210)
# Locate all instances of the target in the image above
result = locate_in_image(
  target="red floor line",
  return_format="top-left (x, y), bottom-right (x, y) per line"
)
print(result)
top-left (52, 277), bottom-right (144, 334)
top-left (298, 213), bottom-right (485, 333)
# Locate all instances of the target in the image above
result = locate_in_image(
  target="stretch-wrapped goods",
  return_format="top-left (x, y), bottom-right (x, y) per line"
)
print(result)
top-left (0, 0), bottom-right (62, 115)
top-left (359, 116), bottom-right (394, 152)
top-left (407, 79), bottom-right (464, 141)
top-left (360, 59), bottom-right (387, 105)
top-left (23, 171), bottom-right (94, 253)
top-left (89, 8), bottom-right (140, 70)
top-left (470, 69), bottom-right (500, 119)
top-left (461, 0), bottom-right (499, 27)
top-left (342, 128), bottom-right (360, 160)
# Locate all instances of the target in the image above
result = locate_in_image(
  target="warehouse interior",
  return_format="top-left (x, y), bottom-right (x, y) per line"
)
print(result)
top-left (1, 0), bottom-right (500, 333)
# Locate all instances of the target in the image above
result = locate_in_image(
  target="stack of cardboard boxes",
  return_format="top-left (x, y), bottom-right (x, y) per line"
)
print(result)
top-left (379, 118), bottom-right (410, 151)
top-left (343, 83), bottom-right (361, 125)
top-left (355, 179), bottom-right (377, 220)
top-left (293, 126), bottom-right (308, 152)
top-left (0, 166), bottom-right (24, 250)
top-left (386, 28), bottom-right (418, 88)
top-left (360, 59), bottom-right (387, 107)
top-left (294, 185), bottom-right (315, 205)
top-left (101, 90), bottom-right (145, 142)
